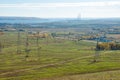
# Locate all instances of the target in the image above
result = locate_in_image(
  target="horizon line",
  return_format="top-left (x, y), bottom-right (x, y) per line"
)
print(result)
top-left (0, 16), bottom-right (120, 19)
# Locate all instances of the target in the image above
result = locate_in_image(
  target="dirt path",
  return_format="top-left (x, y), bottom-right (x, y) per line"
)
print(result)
top-left (0, 51), bottom-right (114, 76)
top-left (0, 55), bottom-right (95, 76)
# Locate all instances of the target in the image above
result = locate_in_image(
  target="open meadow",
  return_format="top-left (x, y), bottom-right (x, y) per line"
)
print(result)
top-left (0, 32), bottom-right (120, 80)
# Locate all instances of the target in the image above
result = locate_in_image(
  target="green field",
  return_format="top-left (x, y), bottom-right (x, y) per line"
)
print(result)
top-left (0, 32), bottom-right (120, 80)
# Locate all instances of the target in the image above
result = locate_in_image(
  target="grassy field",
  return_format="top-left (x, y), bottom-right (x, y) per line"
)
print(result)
top-left (45, 70), bottom-right (120, 80)
top-left (0, 32), bottom-right (120, 80)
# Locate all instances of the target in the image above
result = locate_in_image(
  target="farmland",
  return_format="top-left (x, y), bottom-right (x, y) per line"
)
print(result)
top-left (0, 31), bottom-right (120, 80)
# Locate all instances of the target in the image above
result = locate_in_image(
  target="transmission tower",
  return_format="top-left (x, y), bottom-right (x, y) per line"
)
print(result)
top-left (17, 30), bottom-right (21, 54)
top-left (93, 38), bottom-right (100, 62)
top-left (25, 31), bottom-right (30, 60)
top-left (36, 32), bottom-right (41, 59)
top-left (0, 31), bottom-right (4, 53)
top-left (0, 34), bottom-right (1, 53)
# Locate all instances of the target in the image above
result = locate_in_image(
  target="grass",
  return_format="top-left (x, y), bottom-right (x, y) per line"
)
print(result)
top-left (44, 70), bottom-right (120, 80)
top-left (0, 32), bottom-right (120, 80)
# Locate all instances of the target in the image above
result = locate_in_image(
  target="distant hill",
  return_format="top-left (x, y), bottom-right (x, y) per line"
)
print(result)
top-left (0, 16), bottom-right (68, 23)
top-left (0, 17), bottom-right (41, 20)
top-left (0, 16), bottom-right (120, 24)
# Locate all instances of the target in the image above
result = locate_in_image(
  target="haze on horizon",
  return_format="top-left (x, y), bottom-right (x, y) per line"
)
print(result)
top-left (0, 0), bottom-right (120, 18)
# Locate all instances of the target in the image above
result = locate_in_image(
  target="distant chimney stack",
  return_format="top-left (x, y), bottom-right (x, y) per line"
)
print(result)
top-left (77, 13), bottom-right (81, 20)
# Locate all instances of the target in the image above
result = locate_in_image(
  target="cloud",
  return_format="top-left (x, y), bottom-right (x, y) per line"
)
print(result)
top-left (0, 1), bottom-right (120, 8)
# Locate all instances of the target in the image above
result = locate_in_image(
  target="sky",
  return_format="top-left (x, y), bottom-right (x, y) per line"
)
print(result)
top-left (0, 0), bottom-right (120, 18)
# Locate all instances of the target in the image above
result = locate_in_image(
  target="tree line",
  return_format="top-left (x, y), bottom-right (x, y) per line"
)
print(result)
top-left (97, 42), bottom-right (120, 50)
